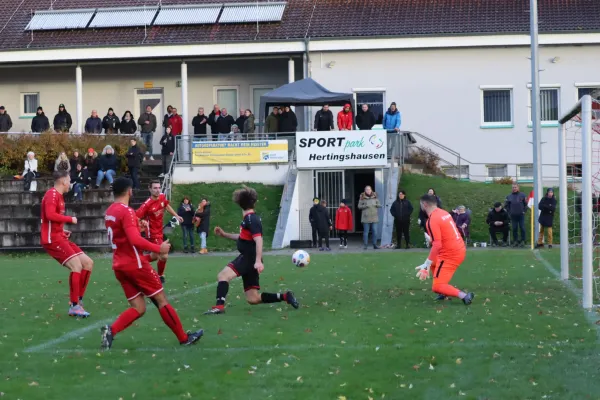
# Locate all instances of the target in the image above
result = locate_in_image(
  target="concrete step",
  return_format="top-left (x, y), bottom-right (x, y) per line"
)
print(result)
top-left (0, 216), bottom-right (106, 233)
top-left (0, 178), bottom-right (52, 192)
top-left (0, 189), bottom-right (114, 206)
top-left (1, 229), bottom-right (108, 247)
top-left (2, 203), bottom-right (110, 218)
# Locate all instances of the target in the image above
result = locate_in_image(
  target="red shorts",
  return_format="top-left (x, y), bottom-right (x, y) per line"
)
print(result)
top-left (114, 264), bottom-right (164, 301)
top-left (43, 240), bottom-right (84, 266)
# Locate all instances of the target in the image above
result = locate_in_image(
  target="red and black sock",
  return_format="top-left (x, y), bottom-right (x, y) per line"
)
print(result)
top-left (260, 292), bottom-right (286, 304)
top-left (216, 281), bottom-right (229, 306)
top-left (111, 308), bottom-right (142, 336)
top-left (159, 304), bottom-right (188, 343)
top-left (79, 269), bottom-right (92, 300)
top-left (157, 259), bottom-right (167, 277)
top-left (69, 272), bottom-right (81, 306)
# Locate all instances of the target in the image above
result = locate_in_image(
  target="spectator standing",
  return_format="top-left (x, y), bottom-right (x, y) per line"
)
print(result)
top-left (54, 151), bottom-right (71, 173)
top-left (31, 107), bottom-right (49, 133)
top-left (537, 188), bottom-right (557, 248)
top-left (194, 199), bottom-right (211, 254)
top-left (358, 185), bottom-right (381, 249)
top-left (178, 196), bottom-right (195, 253)
top-left (505, 183), bottom-right (528, 247)
top-left (418, 188), bottom-right (442, 246)
top-left (314, 104), bottom-right (334, 131)
top-left (120, 111), bottom-right (137, 134)
top-left (169, 108), bottom-right (183, 135)
top-left (309, 197), bottom-right (321, 248)
top-left (53, 104), bottom-right (72, 133)
top-left (84, 110), bottom-right (102, 134)
top-left (318, 200), bottom-right (333, 251)
top-left (390, 190), bottom-right (413, 249)
top-left (22, 151), bottom-right (38, 192)
top-left (126, 138), bottom-right (143, 189)
top-left (215, 108), bottom-right (235, 140)
top-left (159, 126), bottom-right (175, 178)
top-left (451, 205), bottom-right (471, 242)
top-left (102, 108), bottom-right (120, 134)
top-left (337, 103), bottom-right (353, 131)
top-left (487, 202), bottom-right (510, 246)
top-left (191, 107), bottom-right (208, 140)
top-left (0, 106), bottom-right (12, 132)
top-left (265, 107), bottom-right (279, 135)
top-left (69, 150), bottom-right (84, 176)
top-left (243, 109), bottom-right (256, 137)
top-left (279, 106), bottom-right (298, 133)
top-left (235, 109), bottom-right (247, 133)
top-left (71, 164), bottom-right (86, 202)
top-left (335, 199), bottom-right (353, 249)
top-left (162, 105), bottom-right (173, 134)
top-left (356, 104), bottom-right (376, 130)
top-left (383, 102), bottom-right (401, 132)
top-left (96, 145), bottom-right (118, 188)
top-left (138, 105), bottom-right (158, 160)
top-left (208, 104), bottom-right (220, 135)
top-left (83, 148), bottom-right (98, 188)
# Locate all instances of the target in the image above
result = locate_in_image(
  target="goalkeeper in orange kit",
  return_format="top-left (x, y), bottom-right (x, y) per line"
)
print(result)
top-left (414, 194), bottom-right (475, 305)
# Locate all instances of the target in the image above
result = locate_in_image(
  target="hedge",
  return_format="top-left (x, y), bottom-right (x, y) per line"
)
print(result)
top-left (0, 132), bottom-right (145, 175)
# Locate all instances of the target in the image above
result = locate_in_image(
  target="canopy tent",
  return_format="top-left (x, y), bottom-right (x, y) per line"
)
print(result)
top-left (259, 78), bottom-right (356, 131)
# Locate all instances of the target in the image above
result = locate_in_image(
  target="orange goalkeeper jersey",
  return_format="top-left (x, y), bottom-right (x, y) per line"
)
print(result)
top-left (426, 208), bottom-right (466, 265)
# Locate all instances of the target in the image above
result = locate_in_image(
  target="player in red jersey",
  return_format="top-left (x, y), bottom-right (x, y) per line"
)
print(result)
top-left (41, 170), bottom-right (94, 317)
top-left (101, 177), bottom-right (203, 350)
top-left (136, 180), bottom-right (183, 283)
top-left (414, 194), bottom-right (475, 305)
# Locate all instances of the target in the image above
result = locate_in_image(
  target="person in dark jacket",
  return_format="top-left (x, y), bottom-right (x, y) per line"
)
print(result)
top-left (390, 190), bottom-right (413, 249)
top-left (96, 145), bottom-right (118, 188)
top-left (243, 109), bottom-right (256, 136)
top-left (31, 106), bottom-right (50, 133)
top-left (309, 197), bottom-right (321, 248)
top-left (235, 109), bottom-right (247, 134)
top-left (0, 106), bottom-right (12, 132)
top-left (487, 202), bottom-right (510, 246)
top-left (191, 107), bottom-right (208, 138)
top-left (69, 150), bottom-right (84, 178)
top-left (159, 126), bottom-right (175, 177)
top-left (207, 104), bottom-right (220, 135)
top-left (83, 148), bottom-right (98, 188)
top-left (314, 105), bottom-right (334, 131)
top-left (279, 106), bottom-right (298, 133)
top-left (178, 196), bottom-right (195, 253)
top-left (70, 163), bottom-right (86, 202)
top-left (194, 199), bottom-right (211, 254)
top-left (537, 188), bottom-right (557, 248)
top-left (356, 104), bottom-right (376, 130)
top-left (265, 107), bottom-right (279, 136)
top-left (126, 138), bottom-right (143, 189)
top-left (84, 109), bottom-right (102, 133)
top-left (102, 108), bottom-right (120, 134)
top-left (163, 105), bottom-right (173, 131)
top-left (505, 183), bottom-right (528, 247)
top-left (120, 111), bottom-right (137, 134)
top-left (418, 188), bottom-right (442, 247)
top-left (138, 105), bottom-right (158, 159)
top-left (53, 104), bottom-right (72, 133)
top-left (215, 108), bottom-right (235, 138)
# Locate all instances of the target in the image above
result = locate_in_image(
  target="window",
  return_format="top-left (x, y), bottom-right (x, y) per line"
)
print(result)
top-left (486, 164), bottom-right (508, 180)
top-left (354, 90), bottom-right (385, 125)
top-left (442, 165), bottom-right (469, 180)
top-left (567, 163), bottom-right (582, 178)
top-left (577, 86), bottom-right (600, 119)
top-left (20, 92), bottom-right (40, 117)
top-left (250, 85), bottom-right (276, 127)
top-left (214, 86), bottom-right (239, 118)
top-left (480, 87), bottom-right (513, 127)
top-left (517, 164), bottom-right (534, 182)
top-left (528, 86), bottom-right (560, 124)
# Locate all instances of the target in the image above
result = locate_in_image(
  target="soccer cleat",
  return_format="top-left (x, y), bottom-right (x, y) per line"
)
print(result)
top-left (548, 245), bottom-right (553, 249)
top-left (160, 276), bottom-right (166, 284)
top-left (344, 245), bottom-right (348, 249)
top-left (203, 306), bottom-right (225, 315)
top-left (69, 304), bottom-right (90, 318)
top-left (462, 292), bottom-right (475, 305)
top-left (319, 247), bottom-right (325, 251)
top-left (180, 329), bottom-right (204, 346)
top-left (285, 291), bottom-right (300, 309)
top-left (325, 247), bottom-right (331, 252)
top-left (100, 325), bottom-right (113, 350)
top-left (435, 294), bottom-right (448, 301)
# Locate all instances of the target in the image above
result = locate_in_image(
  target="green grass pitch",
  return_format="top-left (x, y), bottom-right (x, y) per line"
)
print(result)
top-left (1, 249), bottom-right (599, 400)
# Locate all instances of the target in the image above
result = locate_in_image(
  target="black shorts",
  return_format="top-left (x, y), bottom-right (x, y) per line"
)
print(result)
top-left (228, 254), bottom-right (260, 292)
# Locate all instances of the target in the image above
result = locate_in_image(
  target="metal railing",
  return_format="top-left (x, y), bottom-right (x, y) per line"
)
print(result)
top-left (161, 144), bottom-right (176, 201)
top-left (0, 131), bottom-right (138, 137)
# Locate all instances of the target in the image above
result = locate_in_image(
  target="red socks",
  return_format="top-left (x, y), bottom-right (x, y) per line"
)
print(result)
top-left (80, 269), bottom-right (92, 300)
top-left (159, 304), bottom-right (188, 343)
top-left (69, 272), bottom-right (81, 305)
top-left (157, 259), bottom-right (167, 277)
top-left (111, 308), bottom-right (142, 336)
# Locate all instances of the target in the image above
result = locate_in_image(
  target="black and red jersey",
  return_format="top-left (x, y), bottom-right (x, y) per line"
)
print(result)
top-left (236, 212), bottom-right (262, 255)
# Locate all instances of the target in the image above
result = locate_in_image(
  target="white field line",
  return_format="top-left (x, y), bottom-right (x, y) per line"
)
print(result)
top-left (24, 282), bottom-right (217, 353)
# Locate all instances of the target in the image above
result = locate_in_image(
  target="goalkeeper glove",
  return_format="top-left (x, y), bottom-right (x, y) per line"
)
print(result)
top-left (415, 259), bottom-right (433, 281)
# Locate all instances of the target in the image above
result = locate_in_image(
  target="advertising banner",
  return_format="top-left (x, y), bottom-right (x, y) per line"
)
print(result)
top-left (192, 140), bottom-right (288, 165)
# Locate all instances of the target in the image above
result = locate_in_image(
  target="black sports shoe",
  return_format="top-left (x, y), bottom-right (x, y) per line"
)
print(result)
top-left (160, 276), bottom-right (166, 284)
top-left (462, 292), bottom-right (475, 305)
top-left (435, 294), bottom-right (448, 301)
top-left (285, 291), bottom-right (300, 309)
top-left (180, 329), bottom-right (204, 346)
top-left (203, 306), bottom-right (224, 315)
top-left (100, 325), bottom-right (113, 350)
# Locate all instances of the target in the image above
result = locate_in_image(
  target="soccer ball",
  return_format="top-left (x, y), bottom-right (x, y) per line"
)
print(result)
top-left (292, 250), bottom-right (310, 268)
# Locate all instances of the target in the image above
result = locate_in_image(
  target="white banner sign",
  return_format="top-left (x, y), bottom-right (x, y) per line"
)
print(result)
top-left (295, 131), bottom-right (388, 168)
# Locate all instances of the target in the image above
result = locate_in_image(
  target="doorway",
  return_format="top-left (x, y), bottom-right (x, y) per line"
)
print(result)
top-left (314, 170), bottom-right (345, 239)
top-left (352, 170), bottom-right (376, 232)
top-left (134, 88), bottom-right (164, 155)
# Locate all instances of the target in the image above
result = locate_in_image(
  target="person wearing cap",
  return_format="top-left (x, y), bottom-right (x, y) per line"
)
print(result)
top-left (537, 188), bottom-right (557, 249)
top-left (31, 106), bottom-right (50, 133)
top-left (0, 106), bottom-right (13, 133)
top-left (85, 110), bottom-right (102, 134)
top-left (335, 199), bottom-right (353, 249)
top-left (487, 202), bottom-right (510, 246)
top-left (383, 102), bottom-right (401, 132)
top-left (126, 138), bottom-right (143, 189)
top-left (53, 104), bottom-right (72, 133)
top-left (102, 108), bottom-right (120, 134)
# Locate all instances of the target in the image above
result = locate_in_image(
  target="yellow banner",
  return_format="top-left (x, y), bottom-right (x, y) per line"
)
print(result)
top-left (192, 140), bottom-right (289, 165)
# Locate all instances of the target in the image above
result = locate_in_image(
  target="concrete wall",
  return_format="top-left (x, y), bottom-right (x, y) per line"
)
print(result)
top-left (309, 45), bottom-right (600, 184)
top-left (173, 164), bottom-right (288, 185)
top-left (281, 174), bottom-right (300, 247)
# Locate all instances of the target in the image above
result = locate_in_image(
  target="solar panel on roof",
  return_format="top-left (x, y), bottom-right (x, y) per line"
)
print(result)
top-left (25, 9), bottom-right (95, 31)
top-left (154, 4), bottom-right (222, 26)
top-left (88, 6), bottom-right (159, 28)
top-left (219, 2), bottom-right (286, 24)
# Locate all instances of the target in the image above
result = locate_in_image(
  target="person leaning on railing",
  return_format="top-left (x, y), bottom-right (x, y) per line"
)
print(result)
top-left (159, 126), bottom-right (175, 178)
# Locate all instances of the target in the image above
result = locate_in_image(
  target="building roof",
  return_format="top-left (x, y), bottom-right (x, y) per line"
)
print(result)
top-left (1, 0), bottom-right (599, 51)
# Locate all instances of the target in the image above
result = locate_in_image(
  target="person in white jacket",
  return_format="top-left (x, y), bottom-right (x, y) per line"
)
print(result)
top-left (23, 151), bottom-right (38, 192)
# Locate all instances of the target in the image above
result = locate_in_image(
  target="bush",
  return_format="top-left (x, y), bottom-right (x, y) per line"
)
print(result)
top-left (405, 146), bottom-right (443, 175)
top-left (0, 132), bottom-right (144, 176)
top-left (493, 177), bottom-right (514, 185)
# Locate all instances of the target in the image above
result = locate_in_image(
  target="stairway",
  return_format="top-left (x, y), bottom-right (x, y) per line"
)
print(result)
top-left (271, 167), bottom-right (298, 249)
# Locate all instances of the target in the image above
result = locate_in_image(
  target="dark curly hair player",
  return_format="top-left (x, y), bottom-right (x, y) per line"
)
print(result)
top-left (204, 186), bottom-right (299, 314)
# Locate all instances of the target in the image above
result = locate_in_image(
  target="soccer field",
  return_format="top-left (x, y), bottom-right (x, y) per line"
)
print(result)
top-left (1, 250), bottom-right (599, 400)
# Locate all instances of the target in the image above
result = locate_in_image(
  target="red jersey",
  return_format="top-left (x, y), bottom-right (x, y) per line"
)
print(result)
top-left (335, 206), bottom-right (353, 231)
top-left (105, 202), bottom-right (161, 270)
top-left (40, 188), bottom-right (72, 245)
top-left (426, 208), bottom-right (466, 265)
top-left (136, 193), bottom-right (169, 239)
